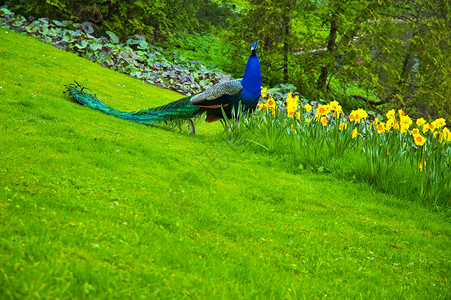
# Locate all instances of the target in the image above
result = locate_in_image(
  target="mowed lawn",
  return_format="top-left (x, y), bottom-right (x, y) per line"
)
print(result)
top-left (0, 29), bottom-right (450, 299)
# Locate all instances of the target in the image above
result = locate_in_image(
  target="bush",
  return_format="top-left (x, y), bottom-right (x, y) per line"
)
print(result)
top-left (8, 0), bottom-right (203, 41)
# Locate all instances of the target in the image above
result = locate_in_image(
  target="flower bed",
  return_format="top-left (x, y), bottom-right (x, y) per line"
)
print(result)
top-left (225, 90), bottom-right (450, 206)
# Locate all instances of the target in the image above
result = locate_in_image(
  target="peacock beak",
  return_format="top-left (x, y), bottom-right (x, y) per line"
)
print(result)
top-left (251, 40), bottom-right (258, 51)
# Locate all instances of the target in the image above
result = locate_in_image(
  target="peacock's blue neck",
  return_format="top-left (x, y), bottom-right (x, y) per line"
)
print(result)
top-left (241, 53), bottom-right (261, 98)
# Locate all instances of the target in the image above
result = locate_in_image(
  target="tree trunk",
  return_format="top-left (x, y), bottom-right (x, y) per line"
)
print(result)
top-left (283, 21), bottom-right (290, 83)
top-left (282, 0), bottom-right (297, 83)
top-left (316, 2), bottom-right (382, 91)
top-left (317, 15), bottom-right (337, 90)
top-left (384, 29), bottom-right (417, 107)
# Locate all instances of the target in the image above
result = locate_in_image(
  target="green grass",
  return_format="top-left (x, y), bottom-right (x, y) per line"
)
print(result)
top-left (1, 29), bottom-right (450, 299)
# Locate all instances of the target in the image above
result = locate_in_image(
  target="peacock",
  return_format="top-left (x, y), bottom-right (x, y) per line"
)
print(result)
top-left (65, 41), bottom-right (261, 133)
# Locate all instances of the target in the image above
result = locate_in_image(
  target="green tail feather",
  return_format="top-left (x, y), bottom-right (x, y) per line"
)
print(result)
top-left (64, 83), bottom-right (201, 125)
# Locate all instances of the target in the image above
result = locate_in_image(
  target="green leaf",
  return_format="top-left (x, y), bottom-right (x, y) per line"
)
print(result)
top-left (0, 8), bottom-right (12, 15)
top-left (75, 40), bottom-right (88, 49)
top-left (25, 24), bottom-right (36, 33)
top-left (61, 20), bottom-right (73, 27)
top-left (130, 70), bottom-right (144, 78)
top-left (137, 40), bottom-right (149, 50)
top-left (106, 31), bottom-right (119, 44)
top-left (62, 34), bottom-right (73, 42)
top-left (89, 43), bottom-right (103, 51)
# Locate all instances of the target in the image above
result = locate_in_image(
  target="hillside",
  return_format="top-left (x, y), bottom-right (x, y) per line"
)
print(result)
top-left (0, 29), bottom-right (450, 298)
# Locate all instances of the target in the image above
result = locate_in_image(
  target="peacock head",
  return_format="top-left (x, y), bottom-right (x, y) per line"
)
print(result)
top-left (251, 40), bottom-right (258, 55)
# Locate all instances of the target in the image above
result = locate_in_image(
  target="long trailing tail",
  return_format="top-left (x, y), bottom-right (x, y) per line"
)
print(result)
top-left (64, 82), bottom-right (200, 125)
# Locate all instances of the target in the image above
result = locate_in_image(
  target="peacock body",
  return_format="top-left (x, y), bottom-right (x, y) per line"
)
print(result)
top-left (65, 41), bottom-right (261, 132)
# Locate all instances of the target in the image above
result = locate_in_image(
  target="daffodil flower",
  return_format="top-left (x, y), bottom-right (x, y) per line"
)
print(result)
top-left (414, 134), bottom-right (426, 146)
top-left (377, 123), bottom-right (385, 134)
top-left (416, 118), bottom-right (426, 127)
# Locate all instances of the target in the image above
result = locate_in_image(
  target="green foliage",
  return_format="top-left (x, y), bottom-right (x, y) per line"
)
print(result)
top-left (324, 121), bottom-right (354, 159)
top-left (9, 0), bottom-right (204, 40)
top-left (195, 0), bottom-right (240, 29)
top-left (167, 32), bottom-right (227, 71)
top-left (361, 129), bottom-right (408, 180)
top-left (228, 95), bottom-right (450, 206)
top-left (8, 0), bottom-right (449, 122)
top-left (410, 130), bottom-right (451, 206)
top-left (291, 119), bottom-right (327, 166)
top-left (0, 8), bottom-right (231, 95)
top-left (220, 102), bottom-right (248, 142)
top-left (226, 0), bottom-right (450, 122)
top-left (246, 109), bottom-right (288, 153)
top-left (225, 0), bottom-right (298, 84)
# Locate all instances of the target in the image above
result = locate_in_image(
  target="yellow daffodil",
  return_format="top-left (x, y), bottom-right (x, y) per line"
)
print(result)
top-left (350, 110), bottom-right (358, 122)
top-left (400, 125), bottom-right (409, 134)
top-left (339, 123), bottom-right (347, 131)
top-left (334, 105), bottom-right (342, 119)
top-left (350, 109), bottom-right (368, 123)
top-left (257, 102), bottom-right (264, 111)
top-left (315, 112), bottom-right (320, 121)
top-left (422, 123), bottom-right (429, 133)
top-left (374, 117), bottom-right (379, 125)
top-left (419, 161), bottom-right (426, 172)
top-left (443, 127), bottom-right (451, 142)
top-left (305, 118), bottom-right (311, 124)
top-left (267, 97), bottom-right (276, 109)
top-left (304, 103), bottom-right (313, 112)
top-left (398, 109), bottom-right (405, 117)
top-left (264, 97), bottom-right (277, 113)
top-left (286, 94), bottom-right (299, 118)
top-left (431, 118), bottom-right (446, 129)
top-left (416, 118), bottom-right (426, 127)
top-left (411, 128), bottom-right (420, 136)
top-left (321, 116), bottom-right (328, 126)
top-left (317, 104), bottom-right (331, 116)
top-left (261, 87), bottom-right (268, 98)
top-left (293, 95), bottom-right (299, 107)
top-left (414, 134), bottom-right (426, 146)
top-left (377, 123), bottom-right (385, 134)
top-left (400, 115), bottom-right (412, 128)
top-left (295, 112), bottom-right (300, 120)
top-left (352, 128), bottom-right (358, 139)
top-left (386, 119), bottom-right (394, 131)
top-left (357, 108), bottom-right (368, 119)
top-left (386, 109), bottom-right (395, 120)
top-left (329, 101), bottom-right (340, 111)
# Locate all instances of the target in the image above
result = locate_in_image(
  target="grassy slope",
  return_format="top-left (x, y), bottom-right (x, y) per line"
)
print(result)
top-left (0, 29), bottom-right (450, 299)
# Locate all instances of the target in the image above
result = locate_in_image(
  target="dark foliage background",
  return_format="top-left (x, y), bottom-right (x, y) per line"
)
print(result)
top-left (5, 0), bottom-right (450, 121)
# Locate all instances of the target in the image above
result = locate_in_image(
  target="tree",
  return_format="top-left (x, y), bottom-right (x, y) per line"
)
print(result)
top-left (228, 0), bottom-right (449, 120)
top-left (225, 0), bottom-right (299, 85)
